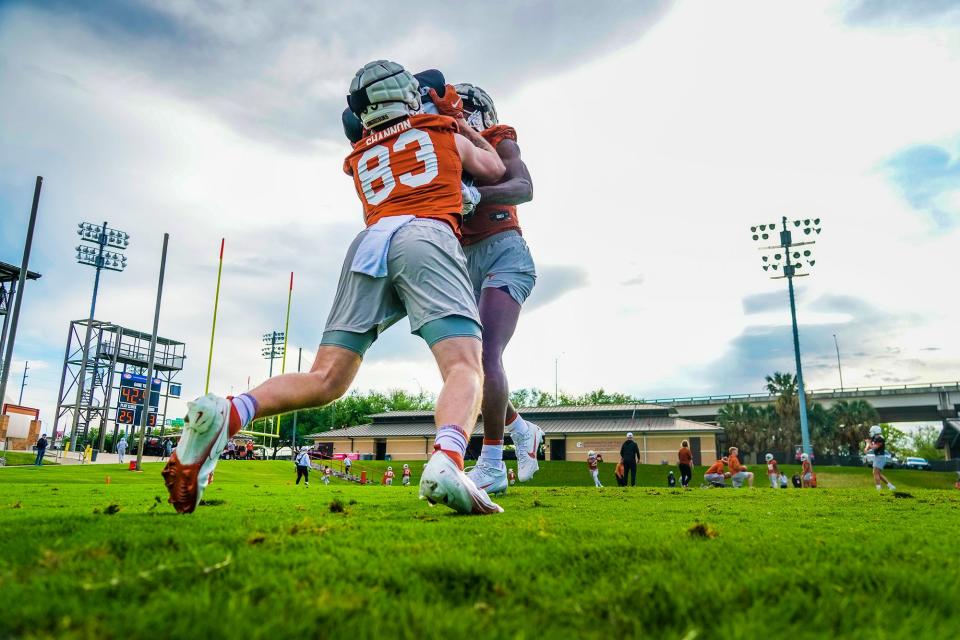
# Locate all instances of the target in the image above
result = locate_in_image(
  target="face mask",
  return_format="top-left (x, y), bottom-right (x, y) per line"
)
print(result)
top-left (466, 109), bottom-right (485, 132)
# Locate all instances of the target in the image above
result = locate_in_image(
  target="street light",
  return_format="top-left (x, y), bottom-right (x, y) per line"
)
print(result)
top-left (750, 216), bottom-right (822, 456)
top-left (68, 221), bottom-right (129, 452)
top-left (262, 331), bottom-right (285, 378)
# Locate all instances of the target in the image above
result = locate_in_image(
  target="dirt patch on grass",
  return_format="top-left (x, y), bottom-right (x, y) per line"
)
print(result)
top-left (329, 499), bottom-right (345, 513)
top-left (688, 522), bottom-right (719, 539)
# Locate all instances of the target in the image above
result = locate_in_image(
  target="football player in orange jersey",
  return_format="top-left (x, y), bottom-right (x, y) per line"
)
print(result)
top-left (764, 453), bottom-right (780, 489)
top-left (163, 60), bottom-right (507, 516)
top-left (428, 82), bottom-right (542, 495)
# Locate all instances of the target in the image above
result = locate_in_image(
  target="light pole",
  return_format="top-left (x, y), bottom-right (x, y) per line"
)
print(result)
top-left (833, 334), bottom-right (844, 392)
top-left (18, 360), bottom-right (28, 404)
top-left (750, 216), bottom-right (821, 456)
top-left (69, 221), bottom-right (129, 452)
top-left (261, 331), bottom-right (285, 377)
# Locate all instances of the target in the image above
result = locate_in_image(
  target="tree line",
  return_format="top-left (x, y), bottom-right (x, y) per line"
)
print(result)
top-left (716, 371), bottom-right (940, 459)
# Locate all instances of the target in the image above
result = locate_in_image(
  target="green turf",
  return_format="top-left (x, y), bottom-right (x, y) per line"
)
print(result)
top-left (2, 461), bottom-right (958, 639)
top-left (0, 450), bottom-right (55, 466)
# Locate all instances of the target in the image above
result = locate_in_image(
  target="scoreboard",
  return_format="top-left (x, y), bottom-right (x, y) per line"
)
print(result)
top-left (116, 373), bottom-right (161, 427)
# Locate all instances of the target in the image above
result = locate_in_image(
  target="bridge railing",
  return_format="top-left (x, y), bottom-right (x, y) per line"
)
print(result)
top-left (645, 381), bottom-right (960, 406)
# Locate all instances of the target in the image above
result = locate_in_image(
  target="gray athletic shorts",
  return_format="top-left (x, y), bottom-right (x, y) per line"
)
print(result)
top-left (704, 473), bottom-right (725, 484)
top-left (731, 471), bottom-right (750, 487)
top-left (322, 218), bottom-right (481, 352)
top-left (463, 230), bottom-right (536, 305)
top-left (873, 455), bottom-right (886, 470)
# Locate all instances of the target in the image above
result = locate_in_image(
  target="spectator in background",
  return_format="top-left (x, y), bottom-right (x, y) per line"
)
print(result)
top-left (344, 456), bottom-right (353, 475)
top-left (246, 440), bottom-right (254, 460)
top-left (116, 437), bottom-right (127, 464)
top-left (728, 447), bottom-right (754, 488)
top-left (677, 440), bottom-right (693, 488)
top-left (295, 448), bottom-right (311, 487)
top-left (620, 432), bottom-right (641, 487)
top-left (765, 453), bottom-right (780, 489)
top-left (226, 440), bottom-right (237, 459)
top-left (34, 433), bottom-right (48, 466)
top-left (83, 442), bottom-right (93, 465)
top-left (779, 471), bottom-right (789, 489)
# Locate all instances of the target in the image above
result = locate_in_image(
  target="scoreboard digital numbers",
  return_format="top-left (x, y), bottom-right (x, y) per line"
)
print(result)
top-left (116, 373), bottom-right (161, 427)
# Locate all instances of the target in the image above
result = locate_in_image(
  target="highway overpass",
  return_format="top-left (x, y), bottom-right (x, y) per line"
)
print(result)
top-left (646, 382), bottom-right (960, 424)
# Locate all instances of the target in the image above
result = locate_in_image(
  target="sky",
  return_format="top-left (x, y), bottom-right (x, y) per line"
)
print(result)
top-left (2, 0), bottom-right (960, 436)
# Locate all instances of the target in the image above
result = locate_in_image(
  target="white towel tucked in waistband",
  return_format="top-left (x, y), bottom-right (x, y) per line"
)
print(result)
top-left (350, 215), bottom-right (415, 277)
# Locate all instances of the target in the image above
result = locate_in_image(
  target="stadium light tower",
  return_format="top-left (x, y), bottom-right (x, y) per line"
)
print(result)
top-left (750, 216), bottom-right (821, 457)
top-left (68, 221), bottom-right (129, 451)
top-left (262, 331), bottom-right (285, 378)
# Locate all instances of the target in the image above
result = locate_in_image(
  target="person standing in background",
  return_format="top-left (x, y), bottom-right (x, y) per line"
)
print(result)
top-left (765, 453), bottom-right (780, 489)
top-left (295, 448), bottom-right (311, 487)
top-left (677, 440), bottom-right (693, 488)
top-left (116, 437), bottom-right (127, 464)
top-left (620, 433), bottom-right (641, 487)
top-left (34, 434), bottom-right (48, 466)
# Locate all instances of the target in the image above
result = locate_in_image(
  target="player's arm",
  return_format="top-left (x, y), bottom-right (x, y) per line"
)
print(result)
top-left (475, 140), bottom-right (533, 204)
top-left (455, 132), bottom-right (505, 183)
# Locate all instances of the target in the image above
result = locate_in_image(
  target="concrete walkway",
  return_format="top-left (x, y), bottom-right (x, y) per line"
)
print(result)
top-left (42, 450), bottom-right (167, 465)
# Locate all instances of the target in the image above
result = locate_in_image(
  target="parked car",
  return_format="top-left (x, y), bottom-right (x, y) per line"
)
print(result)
top-left (862, 452), bottom-right (900, 468)
top-left (902, 456), bottom-right (931, 470)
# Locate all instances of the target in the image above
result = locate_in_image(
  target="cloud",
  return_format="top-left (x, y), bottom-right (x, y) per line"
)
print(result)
top-left (621, 274), bottom-right (645, 287)
top-left (524, 264), bottom-right (589, 311)
top-left (5, 0), bottom-right (671, 147)
top-left (844, 0), bottom-right (960, 26)
top-left (689, 293), bottom-right (938, 394)
top-left (882, 144), bottom-right (960, 227)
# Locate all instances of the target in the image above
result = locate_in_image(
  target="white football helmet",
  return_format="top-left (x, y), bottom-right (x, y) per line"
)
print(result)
top-left (800, 453), bottom-right (809, 462)
top-left (348, 60), bottom-right (421, 129)
top-left (387, 466), bottom-right (393, 471)
top-left (587, 450), bottom-right (596, 457)
top-left (869, 425), bottom-right (882, 437)
top-left (765, 453), bottom-right (774, 462)
top-left (455, 82), bottom-right (497, 131)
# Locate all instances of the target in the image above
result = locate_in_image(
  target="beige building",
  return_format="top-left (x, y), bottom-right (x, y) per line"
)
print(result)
top-left (309, 403), bottom-right (722, 465)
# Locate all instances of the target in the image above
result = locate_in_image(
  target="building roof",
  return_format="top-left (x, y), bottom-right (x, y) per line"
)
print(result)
top-left (308, 417), bottom-right (721, 440)
top-left (367, 403), bottom-right (676, 424)
top-left (0, 261), bottom-right (42, 284)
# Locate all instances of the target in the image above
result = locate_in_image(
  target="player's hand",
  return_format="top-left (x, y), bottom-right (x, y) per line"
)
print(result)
top-left (428, 84), bottom-right (464, 119)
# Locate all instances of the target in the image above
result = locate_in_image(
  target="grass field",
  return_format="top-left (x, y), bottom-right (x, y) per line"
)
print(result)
top-left (2, 460), bottom-right (959, 639)
top-left (0, 450), bottom-right (55, 466)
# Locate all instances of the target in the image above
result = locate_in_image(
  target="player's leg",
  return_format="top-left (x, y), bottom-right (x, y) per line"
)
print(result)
top-left (391, 220), bottom-right (501, 514)
top-left (419, 333), bottom-right (502, 514)
top-left (467, 287), bottom-right (520, 493)
top-left (464, 233), bottom-right (541, 483)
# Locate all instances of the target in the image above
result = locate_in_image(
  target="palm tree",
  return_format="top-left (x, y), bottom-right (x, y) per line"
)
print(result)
top-left (830, 399), bottom-right (878, 456)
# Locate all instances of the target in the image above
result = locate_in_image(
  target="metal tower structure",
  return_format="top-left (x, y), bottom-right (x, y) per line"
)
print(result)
top-left (0, 261), bottom-right (42, 383)
top-left (54, 320), bottom-right (185, 450)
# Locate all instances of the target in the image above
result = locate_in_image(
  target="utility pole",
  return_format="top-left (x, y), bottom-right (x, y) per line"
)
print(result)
top-left (833, 334), bottom-right (844, 392)
top-left (750, 216), bottom-right (822, 456)
top-left (18, 360), bottom-right (28, 404)
top-left (0, 177), bottom-right (42, 408)
top-left (135, 234), bottom-right (169, 471)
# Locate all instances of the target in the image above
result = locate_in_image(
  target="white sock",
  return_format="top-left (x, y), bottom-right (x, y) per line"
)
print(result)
top-left (434, 425), bottom-right (467, 458)
top-left (479, 443), bottom-right (503, 464)
top-left (876, 484), bottom-right (882, 490)
top-left (230, 393), bottom-right (258, 430)
top-left (505, 414), bottom-right (524, 434)
top-left (888, 483), bottom-right (895, 490)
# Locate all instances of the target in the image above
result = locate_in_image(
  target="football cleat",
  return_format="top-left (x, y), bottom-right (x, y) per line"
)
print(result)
top-left (161, 394), bottom-right (231, 514)
top-left (419, 451), bottom-right (503, 515)
top-left (466, 459), bottom-right (508, 496)
top-left (511, 418), bottom-right (544, 483)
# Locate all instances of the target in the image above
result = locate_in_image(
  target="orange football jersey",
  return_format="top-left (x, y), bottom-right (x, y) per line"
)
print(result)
top-left (344, 114), bottom-right (464, 235)
top-left (706, 460), bottom-right (725, 475)
top-left (461, 124), bottom-right (522, 246)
